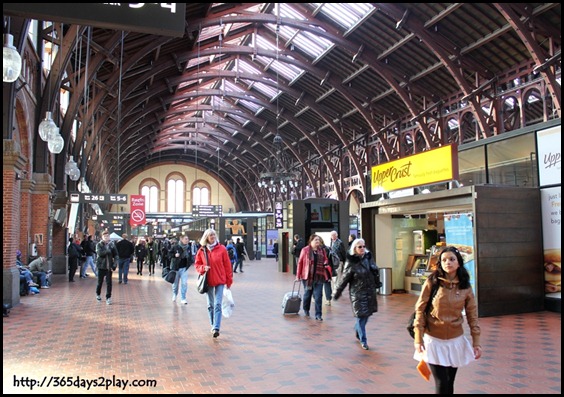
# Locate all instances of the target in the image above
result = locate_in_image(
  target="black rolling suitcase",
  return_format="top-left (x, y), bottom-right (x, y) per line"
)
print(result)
top-left (282, 280), bottom-right (302, 315)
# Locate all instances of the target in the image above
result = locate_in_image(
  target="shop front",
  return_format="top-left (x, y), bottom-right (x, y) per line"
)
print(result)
top-left (362, 184), bottom-right (544, 317)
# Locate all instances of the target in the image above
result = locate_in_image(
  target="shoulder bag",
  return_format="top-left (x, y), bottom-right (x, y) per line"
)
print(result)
top-left (407, 280), bottom-right (439, 339)
top-left (163, 267), bottom-right (177, 284)
top-left (197, 248), bottom-right (209, 294)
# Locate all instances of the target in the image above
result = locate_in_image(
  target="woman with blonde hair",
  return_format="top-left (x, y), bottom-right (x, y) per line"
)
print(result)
top-left (194, 229), bottom-right (233, 338)
top-left (333, 238), bottom-right (380, 350)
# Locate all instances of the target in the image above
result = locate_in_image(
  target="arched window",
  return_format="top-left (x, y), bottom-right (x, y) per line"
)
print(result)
top-left (167, 173), bottom-right (186, 213)
top-left (140, 179), bottom-right (159, 213)
top-left (192, 180), bottom-right (211, 206)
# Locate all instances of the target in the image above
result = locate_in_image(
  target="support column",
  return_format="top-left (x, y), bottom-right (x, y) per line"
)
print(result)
top-left (3, 140), bottom-right (27, 307)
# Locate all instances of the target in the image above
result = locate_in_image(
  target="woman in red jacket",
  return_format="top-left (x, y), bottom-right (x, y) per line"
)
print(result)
top-left (194, 228), bottom-right (233, 338)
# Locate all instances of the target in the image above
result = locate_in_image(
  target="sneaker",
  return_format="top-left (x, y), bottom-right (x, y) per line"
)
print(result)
top-left (325, 301), bottom-right (331, 306)
top-left (212, 329), bottom-right (220, 338)
top-left (181, 299), bottom-right (187, 305)
top-left (106, 298), bottom-right (112, 305)
top-left (96, 295), bottom-right (102, 302)
top-left (172, 295), bottom-right (177, 302)
top-left (315, 316), bottom-right (323, 321)
top-left (80, 276), bottom-right (86, 279)
top-left (41, 285), bottom-right (49, 289)
top-left (28, 282), bottom-right (39, 287)
top-left (240, 270), bottom-right (244, 273)
top-left (361, 343), bottom-right (369, 350)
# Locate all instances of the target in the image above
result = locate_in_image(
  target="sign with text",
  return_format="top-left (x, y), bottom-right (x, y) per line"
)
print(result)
top-left (4, 3), bottom-right (186, 37)
top-left (129, 195), bottom-right (146, 226)
top-left (371, 144), bottom-right (458, 194)
top-left (192, 205), bottom-right (222, 217)
top-left (275, 202), bottom-right (284, 228)
top-left (69, 193), bottom-right (127, 204)
top-left (537, 126), bottom-right (561, 187)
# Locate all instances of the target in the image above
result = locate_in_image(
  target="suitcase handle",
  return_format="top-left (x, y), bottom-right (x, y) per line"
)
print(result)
top-left (292, 279), bottom-right (302, 295)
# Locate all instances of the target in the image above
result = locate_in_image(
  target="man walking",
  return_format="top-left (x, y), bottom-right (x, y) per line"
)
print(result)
top-left (329, 230), bottom-right (348, 284)
top-left (80, 235), bottom-right (97, 278)
top-left (115, 234), bottom-right (135, 284)
top-left (95, 231), bottom-right (119, 305)
top-left (291, 234), bottom-right (305, 274)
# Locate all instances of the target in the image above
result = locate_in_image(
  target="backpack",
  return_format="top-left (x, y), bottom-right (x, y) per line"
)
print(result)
top-left (227, 247), bottom-right (235, 260)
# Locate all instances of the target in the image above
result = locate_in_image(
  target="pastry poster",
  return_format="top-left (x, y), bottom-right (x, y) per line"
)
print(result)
top-left (541, 187), bottom-right (561, 293)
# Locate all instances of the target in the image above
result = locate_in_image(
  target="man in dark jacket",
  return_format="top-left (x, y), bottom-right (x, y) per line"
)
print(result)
top-left (169, 235), bottom-right (194, 304)
top-left (96, 231), bottom-right (119, 305)
top-left (115, 233), bottom-right (135, 285)
top-left (291, 234), bottom-right (305, 274)
top-left (68, 237), bottom-right (83, 283)
top-left (80, 235), bottom-right (97, 278)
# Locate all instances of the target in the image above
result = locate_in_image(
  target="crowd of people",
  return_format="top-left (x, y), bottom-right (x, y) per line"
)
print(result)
top-left (16, 228), bottom-right (481, 394)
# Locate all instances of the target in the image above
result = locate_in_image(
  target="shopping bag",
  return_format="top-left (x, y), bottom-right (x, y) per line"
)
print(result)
top-left (222, 288), bottom-right (235, 318)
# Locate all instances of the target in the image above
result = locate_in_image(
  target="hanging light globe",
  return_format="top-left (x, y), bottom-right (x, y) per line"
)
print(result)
top-left (3, 34), bottom-right (22, 83)
top-left (65, 156), bottom-right (77, 175)
top-left (38, 112), bottom-right (59, 142)
top-left (47, 133), bottom-right (64, 154)
top-left (68, 167), bottom-right (81, 181)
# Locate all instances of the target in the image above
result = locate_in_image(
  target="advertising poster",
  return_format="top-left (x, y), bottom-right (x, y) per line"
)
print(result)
top-left (541, 187), bottom-right (561, 294)
top-left (444, 213), bottom-right (476, 296)
top-left (266, 230), bottom-right (278, 256)
top-left (536, 125), bottom-right (561, 187)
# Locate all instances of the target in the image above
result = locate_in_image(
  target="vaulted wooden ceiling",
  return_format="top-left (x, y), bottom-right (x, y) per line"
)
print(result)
top-left (5, 3), bottom-right (562, 211)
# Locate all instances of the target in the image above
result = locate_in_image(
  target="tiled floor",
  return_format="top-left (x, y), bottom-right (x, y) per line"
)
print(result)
top-left (3, 258), bottom-right (561, 394)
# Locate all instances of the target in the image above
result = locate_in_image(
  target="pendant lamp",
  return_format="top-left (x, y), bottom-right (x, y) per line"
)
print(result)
top-left (3, 33), bottom-right (22, 83)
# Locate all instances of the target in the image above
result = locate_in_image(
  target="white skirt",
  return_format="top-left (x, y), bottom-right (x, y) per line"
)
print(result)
top-left (413, 334), bottom-right (475, 368)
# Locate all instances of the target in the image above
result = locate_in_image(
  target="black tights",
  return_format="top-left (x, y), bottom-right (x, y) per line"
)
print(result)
top-left (429, 364), bottom-right (458, 394)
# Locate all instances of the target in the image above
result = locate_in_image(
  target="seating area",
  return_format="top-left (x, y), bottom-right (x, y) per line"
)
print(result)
top-left (3, 257), bottom-right (561, 394)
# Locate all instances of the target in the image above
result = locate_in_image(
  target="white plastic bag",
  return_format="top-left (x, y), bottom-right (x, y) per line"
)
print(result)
top-left (222, 288), bottom-right (235, 318)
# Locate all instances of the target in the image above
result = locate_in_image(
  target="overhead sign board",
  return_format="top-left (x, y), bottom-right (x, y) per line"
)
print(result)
top-left (69, 193), bottom-right (127, 204)
top-left (192, 205), bottom-right (223, 217)
top-left (275, 202), bottom-right (284, 228)
top-left (371, 143), bottom-right (459, 195)
top-left (4, 3), bottom-right (186, 38)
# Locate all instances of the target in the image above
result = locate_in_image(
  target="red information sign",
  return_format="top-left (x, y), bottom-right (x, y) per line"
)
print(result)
top-left (129, 195), bottom-right (146, 226)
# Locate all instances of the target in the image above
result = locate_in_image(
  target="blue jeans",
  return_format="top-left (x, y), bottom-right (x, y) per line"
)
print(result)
top-left (233, 258), bottom-right (243, 272)
top-left (302, 280), bottom-right (323, 318)
top-left (118, 258), bottom-right (131, 283)
top-left (323, 279), bottom-right (332, 301)
top-left (172, 267), bottom-right (189, 300)
top-left (32, 271), bottom-right (48, 287)
top-left (207, 284), bottom-right (225, 331)
top-left (355, 316), bottom-right (369, 344)
top-left (81, 256), bottom-right (97, 277)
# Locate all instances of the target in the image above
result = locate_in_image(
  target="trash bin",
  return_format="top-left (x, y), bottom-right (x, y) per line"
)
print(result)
top-left (379, 267), bottom-right (392, 295)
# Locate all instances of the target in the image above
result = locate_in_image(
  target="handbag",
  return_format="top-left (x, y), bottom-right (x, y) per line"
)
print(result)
top-left (164, 268), bottom-right (177, 284)
top-left (197, 249), bottom-right (209, 294)
top-left (197, 271), bottom-right (208, 294)
top-left (324, 264), bottom-right (333, 279)
top-left (407, 280), bottom-right (439, 339)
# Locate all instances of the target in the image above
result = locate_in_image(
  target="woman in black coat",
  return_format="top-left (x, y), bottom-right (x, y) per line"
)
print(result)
top-left (333, 238), bottom-right (380, 350)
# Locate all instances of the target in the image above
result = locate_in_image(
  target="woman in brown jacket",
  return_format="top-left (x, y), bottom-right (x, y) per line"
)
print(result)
top-left (194, 228), bottom-right (233, 338)
top-left (413, 246), bottom-right (482, 394)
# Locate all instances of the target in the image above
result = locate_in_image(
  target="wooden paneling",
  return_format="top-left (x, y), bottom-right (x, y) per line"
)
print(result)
top-left (474, 185), bottom-right (544, 317)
